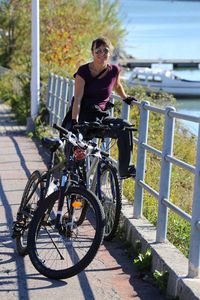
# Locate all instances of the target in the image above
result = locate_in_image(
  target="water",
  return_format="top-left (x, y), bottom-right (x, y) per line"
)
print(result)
top-left (118, 0), bottom-right (200, 60)
top-left (117, 0), bottom-right (200, 135)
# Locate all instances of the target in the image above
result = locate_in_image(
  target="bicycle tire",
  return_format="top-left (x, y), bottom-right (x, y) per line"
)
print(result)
top-left (15, 170), bottom-right (44, 256)
top-left (96, 161), bottom-right (122, 241)
top-left (27, 186), bottom-right (105, 279)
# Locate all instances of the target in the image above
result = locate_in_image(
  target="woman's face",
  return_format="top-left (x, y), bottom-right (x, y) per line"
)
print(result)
top-left (92, 43), bottom-right (111, 64)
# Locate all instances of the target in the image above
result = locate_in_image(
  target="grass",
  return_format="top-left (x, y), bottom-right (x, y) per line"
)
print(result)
top-left (109, 86), bottom-right (194, 257)
top-left (120, 87), bottom-right (195, 258)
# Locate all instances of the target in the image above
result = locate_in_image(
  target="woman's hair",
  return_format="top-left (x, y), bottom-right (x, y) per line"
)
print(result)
top-left (91, 37), bottom-right (113, 52)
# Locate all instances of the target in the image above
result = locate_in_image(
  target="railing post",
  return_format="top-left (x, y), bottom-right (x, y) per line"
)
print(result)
top-left (47, 74), bottom-right (54, 119)
top-left (54, 76), bottom-right (62, 125)
top-left (156, 106), bottom-right (175, 242)
top-left (46, 73), bottom-right (52, 110)
top-left (60, 78), bottom-right (69, 123)
top-left (49, 74), bottom-right (57, 127)
top-left (134, 101), bottom-right (149, 218)
top-left (68, 80), bottom-right (74, 105)
top-left (188, 122), bottom-right (200, 278)
top-left (121, 101), bottom-right (130, 121)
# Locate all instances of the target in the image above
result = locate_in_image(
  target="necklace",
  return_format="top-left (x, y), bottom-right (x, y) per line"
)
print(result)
top-left (90, 62), bottom-right (107, 74)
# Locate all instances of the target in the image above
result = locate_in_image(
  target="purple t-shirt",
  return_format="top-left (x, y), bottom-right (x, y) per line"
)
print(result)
top-left (74, 63), bottom-right (120, 110)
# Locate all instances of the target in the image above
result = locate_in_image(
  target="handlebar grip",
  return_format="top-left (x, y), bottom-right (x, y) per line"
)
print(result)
top-left (53, 123), bottom-right (69, 135)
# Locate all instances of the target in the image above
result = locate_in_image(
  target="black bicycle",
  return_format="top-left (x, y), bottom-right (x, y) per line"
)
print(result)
top-left (25, 124), bottom-right (105, 279)
top-left (12, 137), bottom-right (64, 256)
top-left (12, 120), bottom-right (136, 262)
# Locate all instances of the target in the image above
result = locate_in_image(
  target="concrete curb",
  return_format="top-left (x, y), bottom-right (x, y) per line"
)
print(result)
top-left (121, 199), bottom-right (200, 300)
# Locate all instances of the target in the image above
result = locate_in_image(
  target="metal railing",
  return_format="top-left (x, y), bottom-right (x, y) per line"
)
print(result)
top-left (46, 73), bottom-right (200, 278)
top-left (46, 73), bottom-right (74, 126)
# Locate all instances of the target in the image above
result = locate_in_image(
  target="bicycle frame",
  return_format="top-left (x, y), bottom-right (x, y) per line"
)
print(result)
top-left (86, 156), bottom-right (99, 191)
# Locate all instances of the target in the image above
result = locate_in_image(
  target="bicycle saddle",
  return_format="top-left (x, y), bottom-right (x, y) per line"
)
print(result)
top-left (42, 137), bottom-right (63, 152)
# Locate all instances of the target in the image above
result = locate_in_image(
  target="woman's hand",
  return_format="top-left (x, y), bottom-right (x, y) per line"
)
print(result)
top-left (123, 96), bottom-right (138, 105)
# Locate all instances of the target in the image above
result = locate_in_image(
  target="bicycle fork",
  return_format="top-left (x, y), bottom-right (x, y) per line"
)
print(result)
top-left (56, 173), bottom-right (68, 230)
top-left (55, 173), bottom-right (77, 239)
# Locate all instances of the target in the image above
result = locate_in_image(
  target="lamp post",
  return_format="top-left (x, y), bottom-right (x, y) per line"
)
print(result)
top-left (28, 0), bottom-right (40, 131)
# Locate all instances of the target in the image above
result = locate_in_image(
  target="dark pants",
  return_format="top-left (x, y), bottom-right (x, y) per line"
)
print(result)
top-left (101, 117), bottom-right (133, 176)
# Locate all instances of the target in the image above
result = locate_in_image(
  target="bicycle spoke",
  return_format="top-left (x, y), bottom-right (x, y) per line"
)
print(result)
top-left (44, 226), bottom-right (64, 260)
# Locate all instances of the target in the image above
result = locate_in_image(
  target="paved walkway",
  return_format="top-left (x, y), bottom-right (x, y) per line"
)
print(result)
top-left (0, 100), bottom-right (166, 300)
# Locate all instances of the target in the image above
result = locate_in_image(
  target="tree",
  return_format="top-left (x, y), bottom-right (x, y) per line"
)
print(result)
top-left (0, 0), bottom-right (125, 77)
top-left (0, 0), bottom-right (125, 123)
top-left (0, 0), bottom-right (17, 67)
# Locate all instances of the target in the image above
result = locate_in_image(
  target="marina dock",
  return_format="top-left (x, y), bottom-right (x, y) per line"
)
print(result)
top-left (119, 58), bottom-right (200, 69)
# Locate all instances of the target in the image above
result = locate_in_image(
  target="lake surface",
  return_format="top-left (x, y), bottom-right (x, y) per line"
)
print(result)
top-left (117, 0), bottom-right (200, 135)
top-left (118, 0), bottom-right (200, 61)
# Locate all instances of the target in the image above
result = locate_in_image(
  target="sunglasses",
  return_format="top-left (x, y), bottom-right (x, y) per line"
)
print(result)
top-left (94, 47), bottom-right (110, 55)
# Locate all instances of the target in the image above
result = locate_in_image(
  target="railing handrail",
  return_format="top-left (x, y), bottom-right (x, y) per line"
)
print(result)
top-left (46, 72), bottom-right (200, 278)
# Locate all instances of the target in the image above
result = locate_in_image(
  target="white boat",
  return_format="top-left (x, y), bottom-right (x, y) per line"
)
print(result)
top-left (127, 67), bottom-right (200, 98)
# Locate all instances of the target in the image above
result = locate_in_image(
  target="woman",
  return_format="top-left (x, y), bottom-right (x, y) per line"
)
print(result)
top-left (64, 37), bottom-right (136, 179)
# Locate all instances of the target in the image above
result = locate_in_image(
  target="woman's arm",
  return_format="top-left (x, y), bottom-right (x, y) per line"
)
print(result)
top-left (114, 73), bottom-right (127, 99)
top-left (72, 74), bottom-right (85, 122)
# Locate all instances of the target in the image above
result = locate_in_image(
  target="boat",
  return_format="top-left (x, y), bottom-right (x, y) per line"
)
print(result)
top-left (127, 67), bottom-right (200, 98)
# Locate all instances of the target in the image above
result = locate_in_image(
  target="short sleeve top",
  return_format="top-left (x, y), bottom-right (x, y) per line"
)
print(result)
top-left (74, 63), bottom-right (120, 110)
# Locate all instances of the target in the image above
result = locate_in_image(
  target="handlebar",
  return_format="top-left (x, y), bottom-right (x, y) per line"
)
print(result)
top-left (74, 121), bottom-right (137, 132)
top-left (53, 123), bottom-right (69, 135)
top-left (53, 121), bottom-right (136, 159)
top-left (53, 123), bottom-right (109, 157)
top-left (53, 123), bottom-right (87, 149)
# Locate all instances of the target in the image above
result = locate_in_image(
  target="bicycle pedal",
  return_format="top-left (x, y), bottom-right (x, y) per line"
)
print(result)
top-left (11, 221), bottom-right (25, 238)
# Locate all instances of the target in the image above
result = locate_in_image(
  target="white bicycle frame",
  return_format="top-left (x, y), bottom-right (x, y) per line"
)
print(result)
top-left (85, 138), bottom-right (113, 193)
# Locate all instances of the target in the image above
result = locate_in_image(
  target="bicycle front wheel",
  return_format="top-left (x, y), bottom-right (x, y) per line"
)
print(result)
top-left (28, 186), bottom-right (105, 279)
top-left (97, 161), bottom-right (122, 241)
top-left (15, 170), bottom-right (44, 256)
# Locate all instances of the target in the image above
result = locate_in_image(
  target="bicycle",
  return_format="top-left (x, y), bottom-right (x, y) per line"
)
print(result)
top-left (12, 137), bottom-right (64, 256)
top-left (26, 124), bottom-right (105, 279)
top-left (12, 120), bottom-right (136, 261)
top-left (71, 121), bottom-right (137, 241)
top-left (11, 123), bottom-right (109, 257)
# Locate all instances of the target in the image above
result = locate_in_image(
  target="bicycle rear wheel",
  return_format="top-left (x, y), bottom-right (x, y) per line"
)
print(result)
top-left (97, 161), bottom-right (122, 241)
top-left (28, 186), bottom-right (105, 279)
top-left (14, 170), bottom-right (44, 256)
